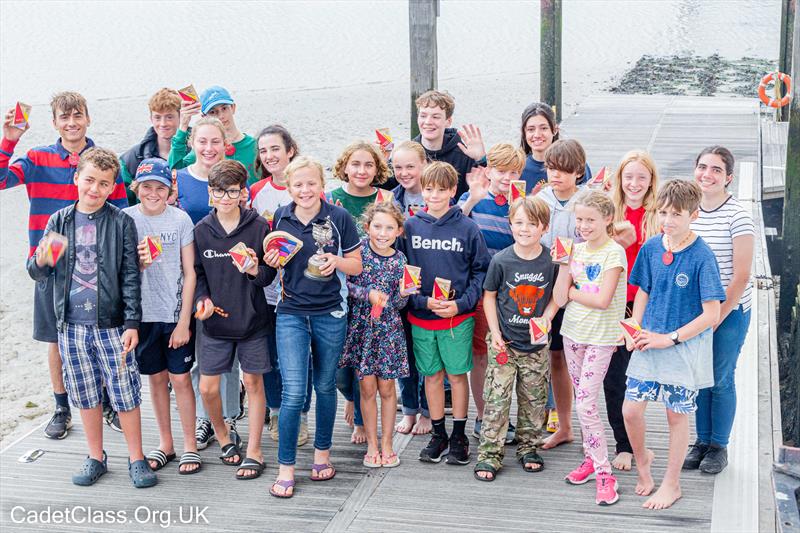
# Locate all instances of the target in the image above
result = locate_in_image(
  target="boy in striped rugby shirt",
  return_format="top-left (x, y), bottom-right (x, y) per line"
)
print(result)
top-left (0, 92), bottom-right (128, 439)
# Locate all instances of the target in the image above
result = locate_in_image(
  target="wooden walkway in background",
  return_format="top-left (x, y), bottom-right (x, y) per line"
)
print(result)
top-left (0, 95), bottom-right (766, 533)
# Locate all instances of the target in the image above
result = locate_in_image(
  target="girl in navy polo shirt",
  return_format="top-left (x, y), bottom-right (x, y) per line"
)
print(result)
top-left (264, 156), bottom-right (362, 498)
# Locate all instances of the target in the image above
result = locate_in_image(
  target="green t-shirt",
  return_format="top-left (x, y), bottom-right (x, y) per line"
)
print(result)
top-left (168, 129), bottom-right (259, 185)
top-left (329, 187), bottom-right (378, 238)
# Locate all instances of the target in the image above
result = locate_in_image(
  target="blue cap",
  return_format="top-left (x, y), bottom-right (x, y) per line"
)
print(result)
top-left (200, 85), bottom-right (235, 114)
top-left (134, 158), bottom-right (172, 188)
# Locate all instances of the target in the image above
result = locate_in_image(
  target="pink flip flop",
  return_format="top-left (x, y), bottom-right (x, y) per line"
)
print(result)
top-left (270, 479), bottom-right (295, 498)
top-left (310, 463), bottom-right (336, 481)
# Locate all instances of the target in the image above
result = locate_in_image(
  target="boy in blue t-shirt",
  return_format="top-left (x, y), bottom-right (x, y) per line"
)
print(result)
top-left (623, 179), bottom-right (724, 511)
top-left (458, 143), bottom-right (525, 440)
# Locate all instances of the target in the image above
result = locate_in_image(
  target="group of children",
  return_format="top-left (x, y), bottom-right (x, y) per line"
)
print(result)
top-left (1, 86), bottom-right (753, 508)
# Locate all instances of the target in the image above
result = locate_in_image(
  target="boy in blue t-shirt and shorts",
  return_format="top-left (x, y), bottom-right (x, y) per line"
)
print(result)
top-left (622, 179), bottom-right (724, 510)
top-left (124, 159), bottom-right (200, 475)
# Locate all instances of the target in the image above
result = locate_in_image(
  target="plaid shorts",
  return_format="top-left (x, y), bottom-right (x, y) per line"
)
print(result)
top-left (58, 323), bottom-right (142, 412)
top-left (625, 377), bottom-right (698, 414)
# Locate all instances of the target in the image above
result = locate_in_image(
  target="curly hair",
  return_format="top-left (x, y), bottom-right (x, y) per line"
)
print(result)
top-left (333, 141), bottom-right (390, 185)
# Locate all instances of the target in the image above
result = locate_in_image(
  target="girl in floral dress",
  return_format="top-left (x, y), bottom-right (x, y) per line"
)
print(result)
top-left (340, 202), bottom-right (412, 468)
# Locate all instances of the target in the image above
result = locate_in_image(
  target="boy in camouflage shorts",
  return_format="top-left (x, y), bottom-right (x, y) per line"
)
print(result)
top-left (475, 196), bottom-right (558, 481)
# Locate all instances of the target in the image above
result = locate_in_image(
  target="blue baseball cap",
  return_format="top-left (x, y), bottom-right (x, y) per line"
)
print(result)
top-left (134, 158), bottom-right (172, 188)
top-left (200, 85), bottom-right (235, 114)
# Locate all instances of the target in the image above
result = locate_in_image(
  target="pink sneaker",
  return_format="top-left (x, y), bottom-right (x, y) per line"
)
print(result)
top-left (565, 458), bottom-right (595, 485)
top-left (595, 473), bottom-right (619, 505)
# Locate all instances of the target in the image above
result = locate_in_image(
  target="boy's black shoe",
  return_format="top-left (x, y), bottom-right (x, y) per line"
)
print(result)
top-left (103, 406), bottom-right (122, 433)
top-left (505, 422), bottom-right (517, 445)
top-left (699, 444), bottom-right (728, 474)
top-left (44, 406), bottom-right (72, 439)
top-left (195, 419), bottom-right (216, 450)
top-left (682, 440), bottom-right (710, 470)
top-left (443, 389), bottom-right (453, 416)
top-left (446, 434), bottom-right (470, 465)
top-left (419, 433), bottom-right (449, 463)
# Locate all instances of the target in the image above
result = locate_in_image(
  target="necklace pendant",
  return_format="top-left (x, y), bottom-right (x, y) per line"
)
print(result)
top-left (494, 194), bottom-right (507, 206)
top-left (662, 251), bottom-right (674, 266)
top-left (225, 144), bottom-right (236, 157)
top-left (68, 152), bottom-right (80, 166)
top-left (495, 351), bottom-right (508, 365)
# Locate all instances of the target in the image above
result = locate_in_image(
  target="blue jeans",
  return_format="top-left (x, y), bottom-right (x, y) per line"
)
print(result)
top-left (336, 368), bottom-right (363, 426)
top-left (263, 330), bottom-right (313, 412)
top-left (398, 316), bottom-right (429, 417)
top-left (695, 306), bottom-right (751, 447)
top-left (276, 312), bottom-right (345, 465)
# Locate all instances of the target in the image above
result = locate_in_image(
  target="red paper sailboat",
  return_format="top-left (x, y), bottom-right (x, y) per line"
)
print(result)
top-left (432, 277), bottom-right (452, 301)
top-left (408, 204), bottom-right (423, 217)
top-left (400, 265), bottom-right (421, 293)
top-left (375, 128), bottom-right (394, 153)
top-left (143, 235), bottom-right (163, 264)
top-left (552, 237), bottom-right (573, 264)
top-left (588, 166), bottom-right (609, 189)
top-left (509, 180), bottom-right (526, 202)
top-left (530, 317), bottom-right (549, 344)
top-left (619, 318), bottom-right (642, 345)
top-left (46, 233), bottom-right (68, 265)
top-left (374, 188), bottom-right (393, 204)
top-left (263, 231), bottom-right (303, 267)
top-left (12, 102), bottom-right (31, 129)
top-left (178, 84), bottom-right (199, 103)
top-left (229, 242), bottom-right (256, 273)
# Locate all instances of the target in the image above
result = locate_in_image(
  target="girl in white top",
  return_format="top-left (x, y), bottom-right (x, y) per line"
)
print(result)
top-left (554, 190), bottom-right (627, 505)
top-left (685, 145), bottom-right (754, 475)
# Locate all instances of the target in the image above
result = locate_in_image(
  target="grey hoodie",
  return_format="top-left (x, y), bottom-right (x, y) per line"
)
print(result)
top-left (535, 186), bottom-right (585, 249)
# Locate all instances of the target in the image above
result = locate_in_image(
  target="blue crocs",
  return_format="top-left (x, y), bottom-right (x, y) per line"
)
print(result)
top-left (72, 451), bottom-right (108, 486)
top-left (128, 458), bottom-right (158, 488)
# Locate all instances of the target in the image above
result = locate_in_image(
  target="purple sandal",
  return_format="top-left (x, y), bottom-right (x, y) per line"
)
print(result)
top-left (269, 479), bottom-right (295, 498)
top-left (310, 463), bottom-right (336, 481)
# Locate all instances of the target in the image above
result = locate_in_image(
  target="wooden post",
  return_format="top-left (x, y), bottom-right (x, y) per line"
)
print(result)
top-left (409, 0), bottom-right (439, 139)
top-left (540, 0), bottom-right (562, 122)
top-left (781, 7), bottom-right (800, 333)
top-left (779, 0), bottom-right (796, 121)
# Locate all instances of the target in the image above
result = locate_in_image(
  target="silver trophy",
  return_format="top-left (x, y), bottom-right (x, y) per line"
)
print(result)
top-left (304, 216), bottom-right (335, 281)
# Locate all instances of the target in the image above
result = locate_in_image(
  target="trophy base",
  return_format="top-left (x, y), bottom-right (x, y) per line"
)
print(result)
top-left (304, 268), bottom-right (333, 282)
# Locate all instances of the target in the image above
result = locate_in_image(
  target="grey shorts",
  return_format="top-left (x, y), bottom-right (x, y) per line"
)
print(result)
top-left (33, 277), bottom-right (58, 343)
top-left (196, 322), bottom-right (270, 376)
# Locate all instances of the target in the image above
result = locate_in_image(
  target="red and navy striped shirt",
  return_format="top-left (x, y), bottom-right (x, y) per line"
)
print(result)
top-left (0, 137), bottom-right (129, 257)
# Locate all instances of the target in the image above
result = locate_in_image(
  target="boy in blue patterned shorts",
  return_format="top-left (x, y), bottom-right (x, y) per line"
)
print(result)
top-left (27, 147), bottom-right (155, 488)
top-left (622, 179), bottom-right (724, 510)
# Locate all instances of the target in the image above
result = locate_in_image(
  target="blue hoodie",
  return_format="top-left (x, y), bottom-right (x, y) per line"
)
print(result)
top-left (399, 206), bottom-right (491, 321)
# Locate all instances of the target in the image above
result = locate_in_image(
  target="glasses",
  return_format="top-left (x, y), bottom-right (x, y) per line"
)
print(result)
top-left (210, 188), bottom-right (242, 199)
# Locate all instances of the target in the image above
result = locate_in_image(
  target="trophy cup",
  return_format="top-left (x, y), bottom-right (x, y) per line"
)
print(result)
top-left (304, 216), bottom-right (334, 281)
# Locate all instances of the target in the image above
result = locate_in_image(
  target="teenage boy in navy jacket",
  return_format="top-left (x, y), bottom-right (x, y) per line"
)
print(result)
top-left (399, 161), bottom-right (490, 465)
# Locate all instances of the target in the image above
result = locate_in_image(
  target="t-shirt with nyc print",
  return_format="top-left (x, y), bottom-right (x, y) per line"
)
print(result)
top-left (483, 245), bottom-right (555, 352)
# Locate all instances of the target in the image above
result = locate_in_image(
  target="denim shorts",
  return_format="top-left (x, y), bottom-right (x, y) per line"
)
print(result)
top-left (625, 377), bottom-right (698, 414)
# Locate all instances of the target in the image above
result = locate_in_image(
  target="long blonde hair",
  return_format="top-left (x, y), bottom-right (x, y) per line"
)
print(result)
top-left (611, 150), bottom-right (660, 242)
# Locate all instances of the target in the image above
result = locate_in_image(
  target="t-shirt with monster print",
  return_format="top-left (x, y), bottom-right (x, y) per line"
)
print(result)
top-left (66, 211), bottom-right (98, 324)
top-left (483, 245), bottom-right (555, 352)
top-left (560, 238), bottom-right (627, 346)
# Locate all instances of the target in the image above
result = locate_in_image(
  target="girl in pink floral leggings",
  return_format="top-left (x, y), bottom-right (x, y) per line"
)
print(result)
top-left (553, 191), bottom-right (627, 506)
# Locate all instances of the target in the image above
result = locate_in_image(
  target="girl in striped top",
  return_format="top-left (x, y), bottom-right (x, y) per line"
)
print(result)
top-left (684, 146), bottom-right (754, 475)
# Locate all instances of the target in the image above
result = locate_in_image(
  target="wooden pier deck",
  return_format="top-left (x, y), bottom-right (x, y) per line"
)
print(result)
top-left (0, 94), bottom-right (776, 532)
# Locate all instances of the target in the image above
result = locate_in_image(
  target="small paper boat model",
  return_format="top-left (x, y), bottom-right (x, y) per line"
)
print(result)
top-left (588, 166), bottom-right (609, 189)
top-left (370, 303), bottom-right (384, 319)
top-left (432, 277), bottom-right (452, 301)
top-left (552, 237), bottom-right (573, 264)
top-left (401, 265), bottom-right (421, 293)
top-left (13, 102), bottom-right (31, 129)
top-left (178, 85), bottom-right (199, 103)
top-left (375, 128), bottom-right (394, 153)
top-left (229, 242), bottom-right (257, 273)
top-left (375, 188), bottom-right (393, 204)
top-left (509, 180), bottom-right (526, 202)
top-left (143, 235), bottom-right (163, 264)
top-left (619, 318), bottom-right (642, 345)
top-left (530, 317), bottom-right (549, 344)
top-left (46, 233), bottom-right (68, 264)
top-left (408, 204), bottom-right (423, 217)
top-left (263, 231), bottom-right (303, 267)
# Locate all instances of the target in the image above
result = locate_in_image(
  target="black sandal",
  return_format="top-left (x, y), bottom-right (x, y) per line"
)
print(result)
top-left (146, 449), bottom-right (176, 472)
top-left (520, 452), bottom-right (545, 472)
top-left (178, 452), bottom-right (202, 475)
top-left (236, 457), bottom-right (265, 480)
top-left (473, 461), bottom-right (498, 482)
top-left (220, 443), bottom-right (243, 466)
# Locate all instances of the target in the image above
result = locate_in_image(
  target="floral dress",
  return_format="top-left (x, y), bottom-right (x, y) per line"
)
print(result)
top-left (340, 239), bottom-right (410, 380)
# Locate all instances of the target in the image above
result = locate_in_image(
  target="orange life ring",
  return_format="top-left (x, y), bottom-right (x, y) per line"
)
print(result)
top-left (758, 72), bottom-right (792, 108)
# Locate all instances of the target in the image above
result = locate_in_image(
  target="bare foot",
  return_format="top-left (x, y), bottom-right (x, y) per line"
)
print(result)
top-left (476, 470), bottom-right (495, 480)
top-left (541, 429), bottom-right (574, 450)
top-left (412, 415), bottom-right (432, 435)
top-left (612, 452), bottom-right (633, 471)
top-left (344, 400), bottom-right (354, 428)
top-left (643, 483), bottom-right (682, 510)
top-left (396, 414), bottom-right (415, 434)
top-left (635, 450), bottom-right (656, 496)
top-left (351, 425), bottom-right (367, 444)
